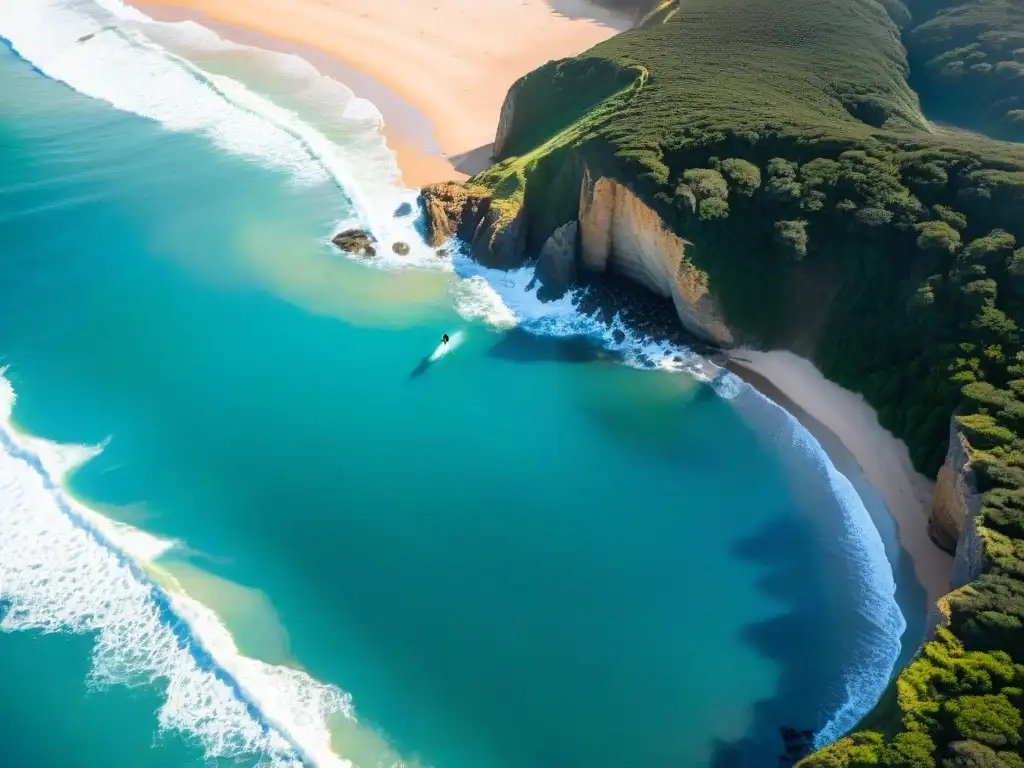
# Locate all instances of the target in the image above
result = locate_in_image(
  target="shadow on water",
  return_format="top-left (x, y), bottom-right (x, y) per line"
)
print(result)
top-left (709, 516), bottom-right (840, 768)
top-left (408, 354), bottom-right (434, 379)
top-left (486, 327), bottom-right (623, 365)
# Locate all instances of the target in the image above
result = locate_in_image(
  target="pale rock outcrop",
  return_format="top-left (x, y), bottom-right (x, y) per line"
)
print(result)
top-left (577, 169), bottom-right (734, 347)
top-left (930, 417), bottom-right (980, 555)
top-left (535, 221), bottom-right (578, 299)
top-left (417, 168), bottom-right (738, 346)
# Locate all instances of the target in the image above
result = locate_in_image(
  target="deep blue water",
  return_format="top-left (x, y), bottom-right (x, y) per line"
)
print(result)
top-left (0, 4), bottom-right (924, 767)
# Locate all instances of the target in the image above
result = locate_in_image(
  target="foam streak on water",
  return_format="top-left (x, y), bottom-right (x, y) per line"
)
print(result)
top-left (715, 372), bottom-right (906, 746)
top-left (445, 243), bottom-right (908, 742)
top-left (0, 0), bottom-right (908, 751)
top-left (0, 0), bottom-right (418, 241)
top-left (0, 372), bottom-right (354, 768)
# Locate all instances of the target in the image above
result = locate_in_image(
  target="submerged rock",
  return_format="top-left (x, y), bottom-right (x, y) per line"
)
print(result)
top-left (332, 228), bottom-right (376, 257)
top-left (779, 727), bottom-right (815, 765)
top-left (394, 201), bottom-right (413, 217)
top-left (392, 241), bottom-right (411, 256)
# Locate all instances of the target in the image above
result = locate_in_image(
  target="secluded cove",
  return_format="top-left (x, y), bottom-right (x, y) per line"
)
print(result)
top-left (0, 6), bottom-right (931, 768)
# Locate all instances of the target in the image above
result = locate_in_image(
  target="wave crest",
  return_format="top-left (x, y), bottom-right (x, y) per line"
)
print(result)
top-left (0, 371), bottom-right (354, 767)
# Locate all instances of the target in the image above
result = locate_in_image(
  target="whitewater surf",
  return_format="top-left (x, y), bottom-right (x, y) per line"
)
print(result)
top-left (0, 1), bottom-right (914, 765)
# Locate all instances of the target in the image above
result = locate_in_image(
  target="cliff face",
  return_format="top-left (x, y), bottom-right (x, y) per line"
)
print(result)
top-left (929, 417), bottom-right (980, 556)
top-left (419, 167), bottom-right (736, 348)
top-left (420, 183), bottom-right (525, 270)
top-left (577, 170), bottom-right (734, 347)
top-left (492, 82), bottom-right (519, 161)
top-left (535, 221), bottom-right (578, 299)
top-left (952, 512), bottom-right (984, 589)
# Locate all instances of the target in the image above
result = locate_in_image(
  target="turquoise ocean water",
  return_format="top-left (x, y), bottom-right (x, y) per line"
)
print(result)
top-left (0, 2), bottom-right (927, 767)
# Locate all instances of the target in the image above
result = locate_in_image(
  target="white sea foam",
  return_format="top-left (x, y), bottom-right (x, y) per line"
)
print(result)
top-left (0, 371), bottom-right (355, 768)
top-left (449, 252), bottom-right (723, 376)
top-left (0, 0), bottom-right (906, 752)
top-left (0, 0), bottom-right (421, 243)
top-left (0, 0), bottom-right (325, 185)
top-left (428, 330), bottom-right (465, 361)
top-left (719, 370), bottom-right (906, 746)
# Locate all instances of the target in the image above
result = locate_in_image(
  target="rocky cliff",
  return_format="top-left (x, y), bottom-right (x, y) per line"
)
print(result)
top-left (492, 82), bottom-right (519, 161)
top-left (929, 417), bottom-right (980, 556)
top-left (952, 511), bottom-right (985, 589)
top-left (576, 169), bottom-right (734, 347)
top-left (420, 182), bottom-right (525, 270)
top-left (419, 166), bottom-right (735, 347)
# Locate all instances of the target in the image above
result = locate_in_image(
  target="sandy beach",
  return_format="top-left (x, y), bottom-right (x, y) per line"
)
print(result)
top-left (130, 0), bottom-right (630, 186)
top-left (130, 0), bottom-right (954, 610)
top-left (729, 350), bottom-right (954, 607)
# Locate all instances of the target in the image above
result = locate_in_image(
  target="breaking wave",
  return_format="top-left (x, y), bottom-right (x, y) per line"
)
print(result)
top-left (720, 375), bottom-right (906, 747)
top-left (0, 0), bottom-right (907, 753)
top-left (0, 371), bottom-right (355, 768)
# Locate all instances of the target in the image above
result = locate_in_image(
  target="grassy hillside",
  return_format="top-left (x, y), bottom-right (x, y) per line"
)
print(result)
top-left (903, 0), bottom-right (1024, 140)
top-left (461, 0), bottom-right (1024, 764)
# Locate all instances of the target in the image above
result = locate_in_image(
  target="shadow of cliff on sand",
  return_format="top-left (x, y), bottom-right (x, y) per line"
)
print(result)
top-left (486, 327), bottom-right (622, 365)
top-left (544, 0), bottom-right (635, 29)
top-left (449, 144), bottom-right (494, 177)
top-left (707, 516), bottom-right (841, 768)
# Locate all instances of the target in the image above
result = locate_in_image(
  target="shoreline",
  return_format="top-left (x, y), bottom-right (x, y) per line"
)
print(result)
top-left (128, 4), bottom-right (469, 188)
top-left (129, 0), bottom-right (953, 615)
top-left (727, 350), bottom-right (953, 607)
top-left (129, 0), bottom-right (630, 186)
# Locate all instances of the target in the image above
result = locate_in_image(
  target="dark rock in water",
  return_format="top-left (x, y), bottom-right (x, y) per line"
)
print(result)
top-left (332, 228), bottom-right (376, 257)
top-left (778, 726), bottom-right (815, 766)
top-left (437, 248), bottom-right (449, 258)
top-left (613, 329), bottom-right (626, 344)
top-left (394, 201), bottom-right (413, 217)
top-left (392, 241), bottom-right (411, 256)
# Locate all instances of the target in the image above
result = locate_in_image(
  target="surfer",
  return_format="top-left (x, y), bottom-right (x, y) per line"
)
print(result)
top-left (442, 333), bottom-right (450, 346)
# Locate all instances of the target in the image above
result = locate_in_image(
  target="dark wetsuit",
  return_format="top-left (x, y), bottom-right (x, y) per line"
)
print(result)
top-left (442, 334), bottom-right (450, 344)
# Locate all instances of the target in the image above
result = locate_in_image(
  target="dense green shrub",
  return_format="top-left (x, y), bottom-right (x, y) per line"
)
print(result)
top-left (775, 219), bottom-right (809, 260)
top-left (902, 0), bottom-right (1024, 140)
top-left (682, 168), bottom-right (729, 200)
top-left (719, 157), bottom-right (762, 195)
top-left (466, 0), bottom-right (1024, 762)
top-left (917, 221), bottom-right (963, 253)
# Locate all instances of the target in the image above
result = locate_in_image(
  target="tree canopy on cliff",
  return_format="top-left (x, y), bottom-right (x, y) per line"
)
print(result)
top-left (902, 0), bottom-right (1024, 141)
top-left (464, 0), bottom-right (1024, 764)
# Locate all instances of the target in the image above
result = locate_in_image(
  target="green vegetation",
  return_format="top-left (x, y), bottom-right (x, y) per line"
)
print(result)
top-left (902, 0), bottom-right (1024, 140)
top-left (458, 0), bottom-right (1024, 763)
